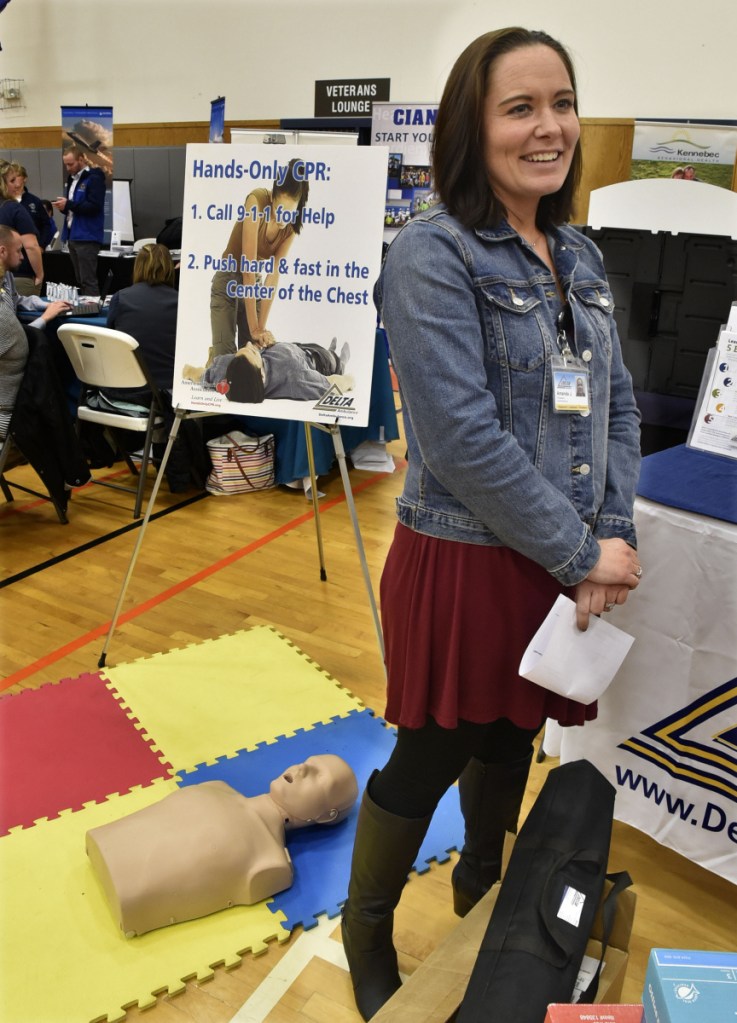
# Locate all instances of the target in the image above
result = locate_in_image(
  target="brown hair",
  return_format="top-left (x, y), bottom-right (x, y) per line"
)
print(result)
top-left (271, 158), bottom-right (310, 236)
top-left (133, 243), bottom-right (175, 287)
top-left (432, 27), bottom-right (582, 230)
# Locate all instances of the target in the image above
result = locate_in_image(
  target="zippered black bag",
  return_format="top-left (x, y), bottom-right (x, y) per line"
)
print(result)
top-left (456, 759), bottom-right (626, 1023)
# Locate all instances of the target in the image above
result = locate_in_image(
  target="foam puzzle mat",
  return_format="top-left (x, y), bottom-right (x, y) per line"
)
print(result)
top-left (0, 671), bottom-right (172, 835)
top-left (0, 627), bottom-right (463, 1023)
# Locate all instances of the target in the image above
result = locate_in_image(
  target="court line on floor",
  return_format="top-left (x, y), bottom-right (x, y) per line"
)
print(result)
top-left (0, 492), bottom-right (207, 590)
top-left (227, 915), bottom-right (348, 1023)
top-left (0, 471), bottom-right (392, 692)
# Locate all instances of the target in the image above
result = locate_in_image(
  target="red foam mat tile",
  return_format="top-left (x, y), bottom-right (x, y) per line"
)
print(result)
top-left (0, 672), bottom-right (172, 833)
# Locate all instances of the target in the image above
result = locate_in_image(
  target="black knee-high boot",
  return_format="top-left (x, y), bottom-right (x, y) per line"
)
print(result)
top-left (341, 774), bottom-right (433, 1020)
top-left (451, 752), bottom-right (532, 917)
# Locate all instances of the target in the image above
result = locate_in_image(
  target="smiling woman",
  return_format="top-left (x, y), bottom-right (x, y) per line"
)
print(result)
top-left (482, 44), bottom-right (581, 260)
top-left (340, 26), bottom-right (643, 1021)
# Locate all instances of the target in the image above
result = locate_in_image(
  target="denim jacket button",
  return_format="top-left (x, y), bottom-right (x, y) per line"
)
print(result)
top-left (582, 349), bottom-right (592, 362)
top-left (579, 463), bottom-right (591, 475)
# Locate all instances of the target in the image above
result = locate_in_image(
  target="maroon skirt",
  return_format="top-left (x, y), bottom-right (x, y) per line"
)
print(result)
top-left (380, 523), bottom-right (598, 730)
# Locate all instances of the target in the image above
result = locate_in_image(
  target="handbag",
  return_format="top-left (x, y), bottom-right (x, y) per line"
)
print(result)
top-left (457, 759), bottom-right (625, 1023)
top-left (205, 430), bottom-right (275, 495)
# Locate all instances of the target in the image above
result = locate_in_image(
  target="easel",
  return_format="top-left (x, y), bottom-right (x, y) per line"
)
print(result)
top-left (97, 407), bottom-right (385, 669)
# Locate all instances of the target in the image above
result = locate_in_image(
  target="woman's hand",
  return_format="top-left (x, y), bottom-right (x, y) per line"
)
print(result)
top-left (574, 580), bottom-right (631, 631)
top-left (575, 539), bottom-right (642, 631)
top-left (251, 329), bottom-right (275, 349)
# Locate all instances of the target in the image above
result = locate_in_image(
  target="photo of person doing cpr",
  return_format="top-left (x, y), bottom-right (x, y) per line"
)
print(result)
top-left (208, 157), bottom-right (309, 364)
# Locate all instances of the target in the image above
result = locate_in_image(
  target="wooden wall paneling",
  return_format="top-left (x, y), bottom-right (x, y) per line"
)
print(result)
top-left (3, 119), bottom-right (735, 237)
top-left (575, 119), bottom-right (636, 223)
top-left (0, 121), bottom-right (280, 151)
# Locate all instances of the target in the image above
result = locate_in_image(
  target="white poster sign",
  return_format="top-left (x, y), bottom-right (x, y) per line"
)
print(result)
top-left (560, 499), bottom-right (737, 884)
top-left (371, 102), bottom-right (438, 243)
top-left (172, 144), bottom-right (388, 427)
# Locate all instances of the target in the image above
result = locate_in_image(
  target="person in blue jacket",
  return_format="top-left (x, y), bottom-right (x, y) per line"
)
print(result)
top-left (52, 146), bottom-right (106, 296)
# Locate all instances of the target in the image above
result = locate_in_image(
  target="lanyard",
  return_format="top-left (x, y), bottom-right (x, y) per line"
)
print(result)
top-left (556, 302), bottom-right (575, 362)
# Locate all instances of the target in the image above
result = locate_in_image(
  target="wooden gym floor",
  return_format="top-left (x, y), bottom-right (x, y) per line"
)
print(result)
top-left (1, 425), bottom-right (734, 1023)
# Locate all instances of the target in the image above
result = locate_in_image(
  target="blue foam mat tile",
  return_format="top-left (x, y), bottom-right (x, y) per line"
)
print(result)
top-left (177, 709), bottom-right (463, 931)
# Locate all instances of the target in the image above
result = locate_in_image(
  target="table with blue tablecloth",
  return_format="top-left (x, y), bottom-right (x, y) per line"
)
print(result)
top-left (560, 443), bottom-right (737, 883)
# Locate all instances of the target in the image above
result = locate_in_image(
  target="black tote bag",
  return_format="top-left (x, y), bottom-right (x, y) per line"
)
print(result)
top-left (456, 759), bottom-right (620, 1023)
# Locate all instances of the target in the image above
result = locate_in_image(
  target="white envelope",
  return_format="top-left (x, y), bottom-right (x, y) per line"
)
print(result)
top-left (518, 594), bottom-right (635, 703)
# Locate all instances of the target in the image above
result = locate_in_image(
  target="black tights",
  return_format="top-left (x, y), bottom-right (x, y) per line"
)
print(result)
top-left (370, 716), bottom-right (541, 819)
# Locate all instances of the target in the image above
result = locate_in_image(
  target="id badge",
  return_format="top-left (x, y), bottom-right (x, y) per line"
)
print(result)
top-left (551, 355), bottom-right (591, 414)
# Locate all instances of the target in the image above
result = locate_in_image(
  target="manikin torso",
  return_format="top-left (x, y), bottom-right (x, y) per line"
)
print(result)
top-left (86, 781), bottom-right (292, 937)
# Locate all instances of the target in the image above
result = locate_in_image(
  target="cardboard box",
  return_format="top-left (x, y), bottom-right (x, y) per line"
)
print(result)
top-left (643, 948), bottom-right (737, 1023)
top-left (545, 1006), bottom-right (644, 1022)
top-left (372, 878), bottom-right (636, 1023)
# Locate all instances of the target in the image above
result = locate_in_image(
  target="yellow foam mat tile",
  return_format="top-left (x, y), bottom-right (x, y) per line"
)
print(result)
top-left (0, 778), bottom-right (289, 1023)
top-left (102, 626), bottom-right (364, 770)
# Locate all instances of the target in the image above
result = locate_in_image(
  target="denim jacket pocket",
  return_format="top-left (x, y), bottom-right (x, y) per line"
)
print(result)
top-left (479, 282), bottom-right (548, 372)
top-left (571, 285), bottom-right (615, 357)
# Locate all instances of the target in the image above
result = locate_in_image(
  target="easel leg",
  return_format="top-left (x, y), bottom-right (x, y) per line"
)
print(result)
top-left (304, 422), bottom-right (327, 582)
top-left (97, 409), bottom-right (185, 668)
top-left (330, 425), bottom-right (386, 667)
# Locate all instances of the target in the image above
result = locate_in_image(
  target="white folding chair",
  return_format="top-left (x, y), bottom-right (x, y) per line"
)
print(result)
top-left (132, 237), bottom-right (157, 252)
top-left (57, 323), bottom-right (166, 518)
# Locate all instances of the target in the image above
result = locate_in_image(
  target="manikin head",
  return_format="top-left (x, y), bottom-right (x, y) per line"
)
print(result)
top-left (269, 754), bottom-right (358, 829)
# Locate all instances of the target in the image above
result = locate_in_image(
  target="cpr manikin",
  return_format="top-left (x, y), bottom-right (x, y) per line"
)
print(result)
top-left (86, 754), bottom-right (358, 937)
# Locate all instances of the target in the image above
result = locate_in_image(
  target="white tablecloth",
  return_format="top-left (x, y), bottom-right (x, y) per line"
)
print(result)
top-left (560, 497), bottom-right (737, 883)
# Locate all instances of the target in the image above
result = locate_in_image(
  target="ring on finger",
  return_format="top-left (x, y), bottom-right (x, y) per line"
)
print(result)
top-left (634, 566), bottom-right (642, 578)
top-left (604, 602), bottom-right (615, 611)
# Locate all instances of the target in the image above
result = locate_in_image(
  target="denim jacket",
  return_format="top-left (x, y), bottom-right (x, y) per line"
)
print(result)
top-left (376, 206), bottom-right (641, 587)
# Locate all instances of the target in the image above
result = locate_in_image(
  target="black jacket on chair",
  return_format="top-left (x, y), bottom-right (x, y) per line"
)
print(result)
top-left (9, 326), bottom-right (90, 510)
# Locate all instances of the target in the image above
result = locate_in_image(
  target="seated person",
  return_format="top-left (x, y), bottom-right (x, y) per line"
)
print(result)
top-left (1, 225), bottom-right (71, 438)
top-left (183, 336), bottom-right (353, 404)
top-left (0, 293), bottom-right (28, 439)
top-left (105, 242), bottom-right (179, 398)
top-left (0, 224), bottom-right (70, 328)
top-left (86, 754), bottom-right (358, 937)
top-left (100, 243), bottom-right (204, 491)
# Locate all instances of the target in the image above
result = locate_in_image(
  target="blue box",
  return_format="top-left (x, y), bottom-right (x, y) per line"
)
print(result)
top-left (643, 948), bottom-right (737, 1022)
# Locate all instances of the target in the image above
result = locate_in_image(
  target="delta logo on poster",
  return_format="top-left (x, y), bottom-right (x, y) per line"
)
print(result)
top-left (615, 676), bottom-right (737, 854)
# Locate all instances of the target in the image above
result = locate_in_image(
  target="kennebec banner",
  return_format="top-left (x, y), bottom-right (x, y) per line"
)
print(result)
top-left (631, 121), bottom-right (737, 189)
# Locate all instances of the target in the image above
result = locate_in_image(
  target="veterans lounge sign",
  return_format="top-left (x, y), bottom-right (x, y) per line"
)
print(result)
top-left (314, 78), bottom-right (390, 117)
